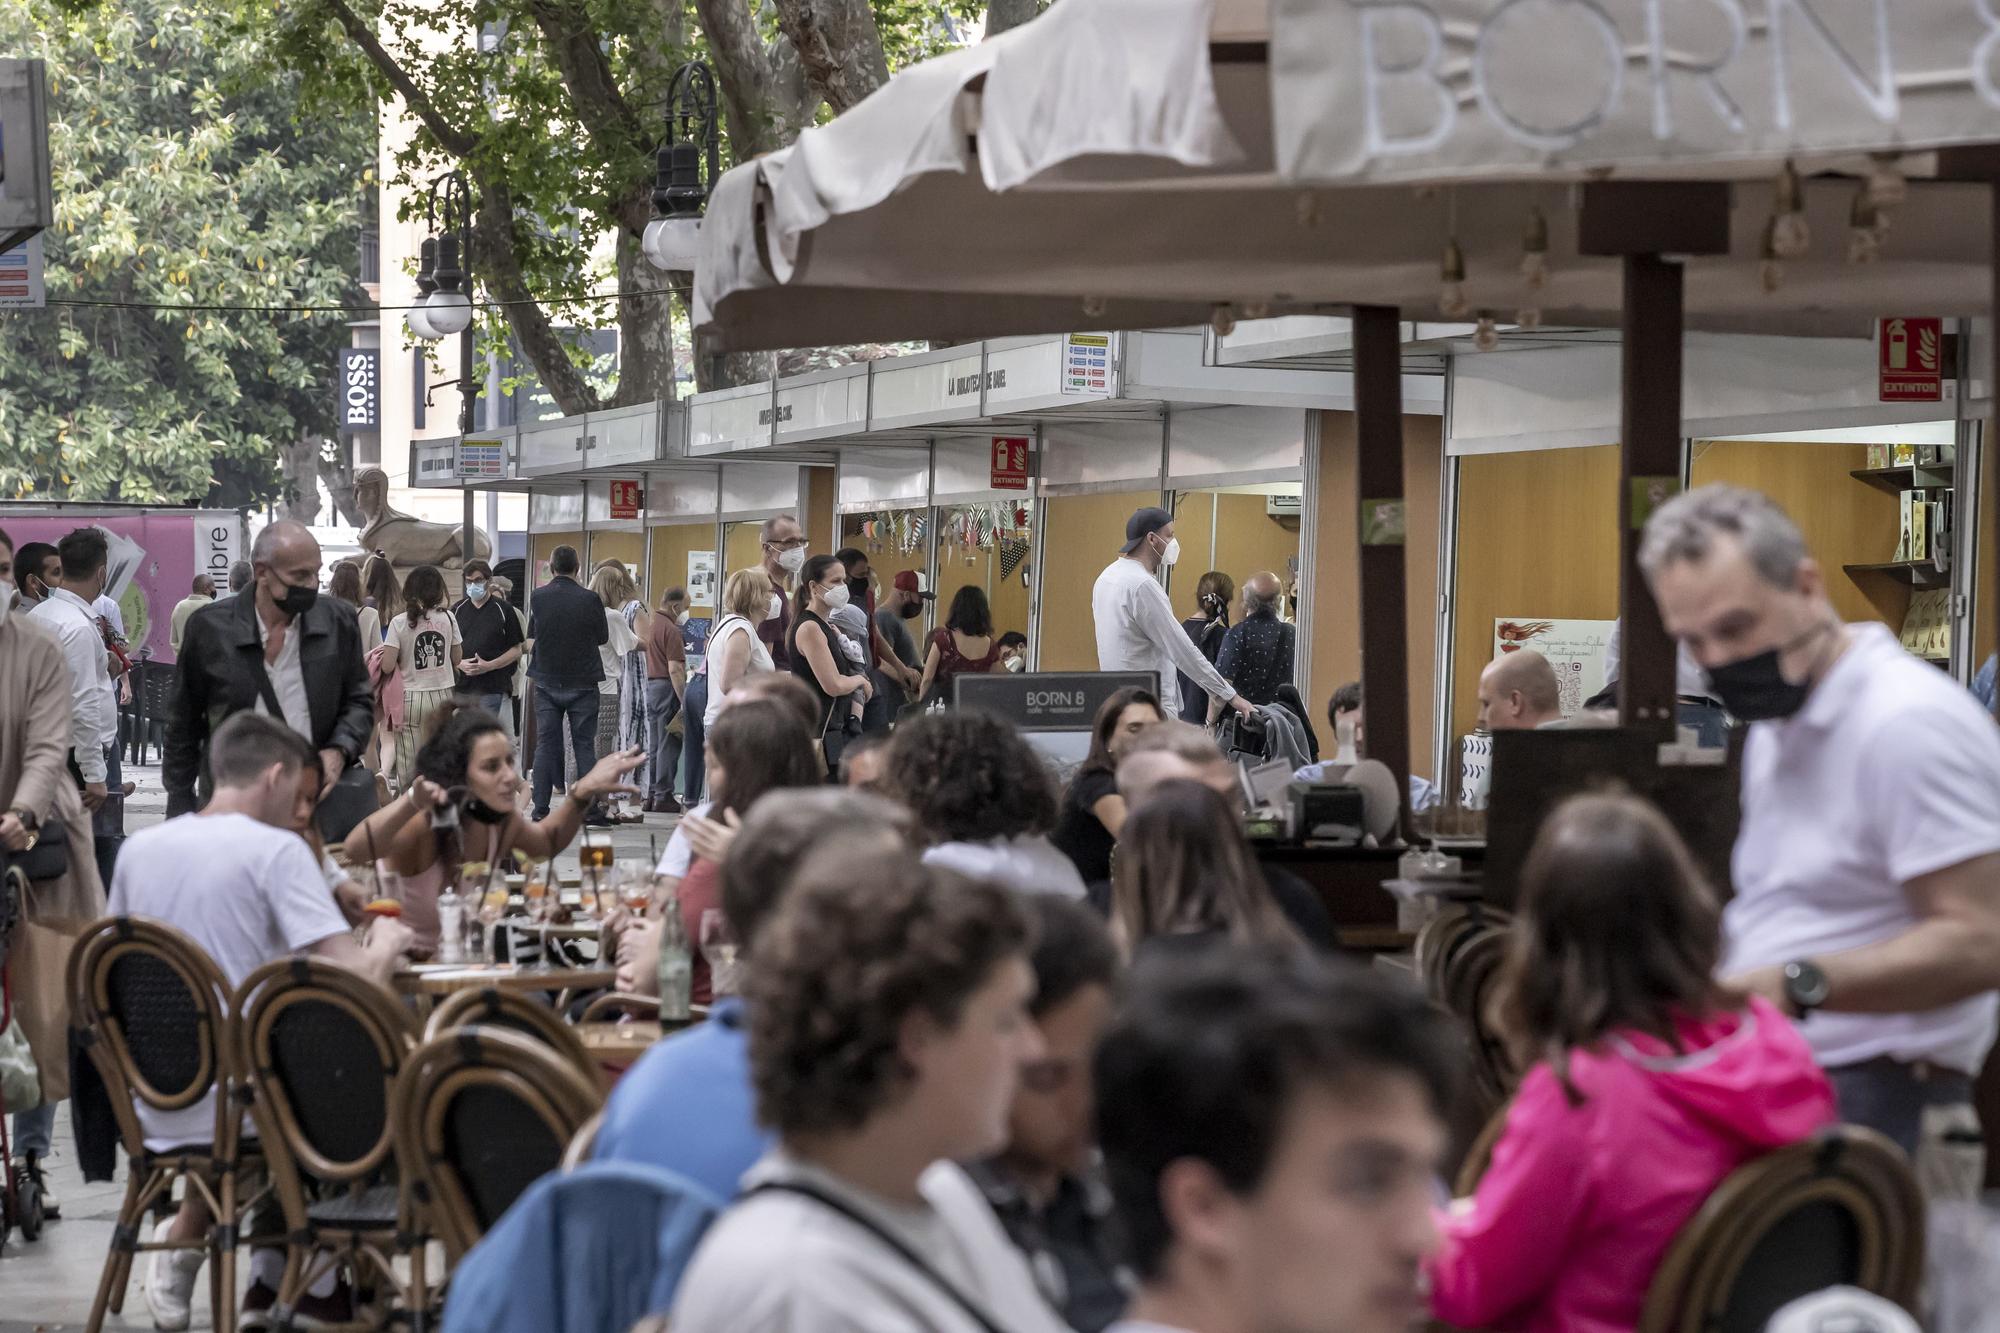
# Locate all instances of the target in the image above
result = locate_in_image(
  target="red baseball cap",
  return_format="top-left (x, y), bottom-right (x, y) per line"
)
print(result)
top-left (892, 571), bottom-right (935, 600)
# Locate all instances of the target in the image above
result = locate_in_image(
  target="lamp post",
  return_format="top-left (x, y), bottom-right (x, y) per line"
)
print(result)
top-left (643, 61), bottom-right (719, 281)
top-left (405, 171), bottom-right (481, 565)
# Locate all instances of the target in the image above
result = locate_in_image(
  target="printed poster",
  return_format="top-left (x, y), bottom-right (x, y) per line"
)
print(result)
top-left (687, 550), bottom-right (717, 608)
top-left (1493, 618), bottom-right (1616, 718)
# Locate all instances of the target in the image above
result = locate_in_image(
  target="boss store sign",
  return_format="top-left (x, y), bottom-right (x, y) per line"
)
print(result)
top-left (339, 349), bottom-right (380, 433)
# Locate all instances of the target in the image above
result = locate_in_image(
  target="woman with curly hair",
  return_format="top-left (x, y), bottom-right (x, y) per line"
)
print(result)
top-left (672, 842), bottom-right (1066, 1333)
top-left (885, 709), bottom-right (1087, 899)
top-left (345, 704), bottom-right (643, 955)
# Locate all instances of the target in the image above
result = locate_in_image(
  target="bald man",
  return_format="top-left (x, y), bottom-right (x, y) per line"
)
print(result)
top-left (166, 519), bottom-right (373, 817)
top-left (1215, 570), bottom-right (1297, 709)
top-left (1477, 651), bottom-right (1564, 732)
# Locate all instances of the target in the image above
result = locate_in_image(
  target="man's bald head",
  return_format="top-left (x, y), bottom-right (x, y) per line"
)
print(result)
top-left (1117, 721), bottom-right (1236, 808)
top-left (250, 519), bottom-right (322, 620)
top-left (251, 519), bottom-right (319, 567)
top-left (1478, 651), bottom-right (1563, 732)
top-left (1243, 571), bottom-right (1282, 615)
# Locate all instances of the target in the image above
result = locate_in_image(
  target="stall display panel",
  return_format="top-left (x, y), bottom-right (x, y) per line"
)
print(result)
top-left (842, 509), bottom-right (932, 631)
top-left (649, 522), bottom-right (718, 612)
top-left (722, 520), bottom-right (765, 580)
top-left (1039, 489), bottom-right (1160, 671)
top-left (1449, 445), bottom-right (1621, 743)
top-left (935, 502), bottom-right (1034, 654)
top-left (586, 531), bottom-right (646, 585)
top-left (530, 531), bottom-right (585, 588)
top-left (1166, 489), bottom-right (1301, 624)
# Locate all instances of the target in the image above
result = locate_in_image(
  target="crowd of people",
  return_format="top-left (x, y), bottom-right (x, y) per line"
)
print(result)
top-left (0, 479), bottom-right (1996, 1332)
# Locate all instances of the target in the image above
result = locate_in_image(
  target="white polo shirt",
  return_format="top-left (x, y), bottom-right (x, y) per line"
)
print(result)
top-left (1726, 622), bottom-right (2000, 1074)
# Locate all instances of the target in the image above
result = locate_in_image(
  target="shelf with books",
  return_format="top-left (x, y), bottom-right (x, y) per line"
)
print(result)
top-left (1844, 560), bottom-right (1952, 587)
top-left (1848, 463), bottom-right (1955, 496)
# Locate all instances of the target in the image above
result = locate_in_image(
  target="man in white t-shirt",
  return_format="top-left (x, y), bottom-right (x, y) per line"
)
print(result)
top-left (1642, 485), bottom-right (2000, 1171)
top-left (108, 711), bottom-right (412, 1330)
top-left (1094, 948), bottom-right (1454, 1333)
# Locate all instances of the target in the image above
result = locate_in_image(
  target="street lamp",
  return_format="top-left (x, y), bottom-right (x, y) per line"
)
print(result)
top-left (643, 61), bottom-right (719, 277)
top-left (403, 170), bottom-right (482, 563)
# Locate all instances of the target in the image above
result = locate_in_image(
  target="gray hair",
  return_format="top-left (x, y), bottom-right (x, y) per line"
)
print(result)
top-left (759, 513), bottom-right (800, 543)
top-left (1638, 485), bottom-right (1806, 588)
top-left (1243, 572), bottom-right (1281, 614)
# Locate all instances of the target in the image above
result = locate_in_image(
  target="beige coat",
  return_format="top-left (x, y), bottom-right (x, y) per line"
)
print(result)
top-left (1, 615), bottom-right (107, 1099)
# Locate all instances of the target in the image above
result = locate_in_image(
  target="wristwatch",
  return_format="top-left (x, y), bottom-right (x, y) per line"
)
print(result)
top-left (1782, 959), bottom-right (1831, 1017)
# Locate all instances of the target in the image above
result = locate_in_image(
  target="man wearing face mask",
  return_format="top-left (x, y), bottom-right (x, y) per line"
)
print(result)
top-left (756, 512), bottom-right (808, 671)
top-left (451, 559), bottom-right (525, 734)
top-left (1092, 507), bottom-right (1253, 726)
top-left (166, 519), bottom-right (374, 822)
top-left (1643, 485), bottom-right (2000, 1174)
top-left (13, 541), bottom-right (58, 612)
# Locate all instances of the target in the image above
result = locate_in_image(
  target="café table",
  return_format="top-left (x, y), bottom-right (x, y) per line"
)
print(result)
top-left (575, 1020), bottom-right (665, 1074)
top-left (393, 961), bottom-right (617, 1016)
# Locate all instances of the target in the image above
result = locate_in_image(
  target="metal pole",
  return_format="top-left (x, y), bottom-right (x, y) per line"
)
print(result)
top-left (459, 288), bottom-right (479, 566)
top-left (1617, 255), bottom-right (1682, 740)
top-left (1351, 304), bottom-right (1412, 836)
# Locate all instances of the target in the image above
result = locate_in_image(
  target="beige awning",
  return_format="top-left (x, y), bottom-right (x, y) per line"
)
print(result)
top-left (694, 0), bottom-right (2000, 351)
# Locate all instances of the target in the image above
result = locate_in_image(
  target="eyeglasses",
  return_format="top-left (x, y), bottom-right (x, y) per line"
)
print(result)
top-left (765, 536), bottom-right (809, 550)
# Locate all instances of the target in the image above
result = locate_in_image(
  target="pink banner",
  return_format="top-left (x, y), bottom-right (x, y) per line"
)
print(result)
top-left (2, 511), bottom-right (237, 664)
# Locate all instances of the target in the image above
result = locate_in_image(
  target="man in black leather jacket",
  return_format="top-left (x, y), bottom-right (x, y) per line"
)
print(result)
top-left (165, 520), bottom-right (372, 817)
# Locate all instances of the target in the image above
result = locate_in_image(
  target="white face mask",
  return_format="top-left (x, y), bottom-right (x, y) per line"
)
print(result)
top-left (1002, 653), bottom-right (1024, 672)
top-left (1157, 535), bottom-right (1181, 567)
top-left (776, 546), bottom-right (807, 575)
top-left (767, 593), bottom-right (784, 621)
top-left (676, 609), bottom-right (690, 626)
top-left (0, 577), bottom-right (12, 628)
top-left (822, 583), bottom-right (851, 611)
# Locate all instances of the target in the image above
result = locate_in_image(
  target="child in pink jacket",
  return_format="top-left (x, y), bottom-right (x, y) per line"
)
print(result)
top-left (1427, 792), bottom-right (1836, 1333)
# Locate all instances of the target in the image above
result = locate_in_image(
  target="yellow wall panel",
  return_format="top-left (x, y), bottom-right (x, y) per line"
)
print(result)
top-left (647, 522), bottom-right (717, 611)
top-left (1040, 490), bottom-right (1159, 670)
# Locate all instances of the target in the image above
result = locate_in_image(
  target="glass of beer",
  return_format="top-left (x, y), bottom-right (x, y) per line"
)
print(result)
top-left (579, 829), bottom-right (615, 914)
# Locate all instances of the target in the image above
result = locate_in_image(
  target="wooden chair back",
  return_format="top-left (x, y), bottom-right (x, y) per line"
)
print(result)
top-left (1440, 925), bottom-right (1518, 1106)
top-left (424, 986), bottom-right (595, 1079)
top-left (393, 1025), bottom-right (603, 1263)
top-left (67, 915), bottom-right (239, 1157)
top-left (1637, 1126), bottom-right (1924, 1333)
top-left (234, 958), bottom-right (418, 1192)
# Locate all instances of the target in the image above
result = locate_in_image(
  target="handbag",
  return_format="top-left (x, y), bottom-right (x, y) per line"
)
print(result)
top-left (3, 814), bottom-right (69, 882)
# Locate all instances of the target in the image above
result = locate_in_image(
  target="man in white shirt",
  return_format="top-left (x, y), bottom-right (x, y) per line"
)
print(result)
top-left (1092, 508), bottom-right (1253, 726)
top-left (1642, 485), bottom-right (2000, 1173)
top-left (1095, 948), bottom-right (1453, 1333)
top-left (110, 711), bottom-right (412, 1330)
top-left (27, 528), bottom-right (116, 813)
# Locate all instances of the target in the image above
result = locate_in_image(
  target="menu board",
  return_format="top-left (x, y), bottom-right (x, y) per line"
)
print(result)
top-left (1492, 618), bottom-right (1616, 718)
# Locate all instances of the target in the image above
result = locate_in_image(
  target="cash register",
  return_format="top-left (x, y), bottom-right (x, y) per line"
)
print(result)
top-left (1238, 757), bottom-right (1399, 849)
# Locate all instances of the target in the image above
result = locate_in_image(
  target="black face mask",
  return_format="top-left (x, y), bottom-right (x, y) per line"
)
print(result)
top-left (899, 602), bottom-right (923, 620)
top-left (1704, 620), bottom-right (1832, 723)
top-left (274, 581), bottom-right (318, 617)
top-left (847, 577), bottom-right (870, 602)
top-left (464, 797), bottom-right (511, 825)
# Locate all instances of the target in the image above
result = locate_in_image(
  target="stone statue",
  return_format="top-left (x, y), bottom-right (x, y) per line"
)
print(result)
top-left (353, 467), bottom-right (491, 570)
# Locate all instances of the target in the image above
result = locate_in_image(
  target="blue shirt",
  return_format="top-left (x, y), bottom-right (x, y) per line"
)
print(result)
top-left (1975, 654), bottom-right (1997, 713)
top-left (591, 998), bottom-right (773, 1201)
top-left (1293, 761), bottom-right (1439, 813)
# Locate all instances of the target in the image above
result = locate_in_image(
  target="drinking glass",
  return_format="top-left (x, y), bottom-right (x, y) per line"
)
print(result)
top-left (521, 864), bottom-right (552, 967)
top-left (580, 829), bottom-right (615, 914)
top-left (701, 909), bottom-right (741, 997)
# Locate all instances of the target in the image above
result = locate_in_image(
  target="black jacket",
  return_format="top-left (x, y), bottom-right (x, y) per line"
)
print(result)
top-left (164, 591), bottom-right (374, 815)
top-left (527, 575), bottom-right (610, 689)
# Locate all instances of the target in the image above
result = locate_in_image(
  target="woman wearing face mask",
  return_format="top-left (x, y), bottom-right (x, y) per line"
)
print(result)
top-left (917, 585), bottom-right (1004, 707)
top-left (788, 554), bottom-right (873, 778)
top-left (701, 567), bottom-right (777, 735)
top-left (346, 705), bottom-right (644, 955)
top-left (378, 564), bottom-right (462, 793)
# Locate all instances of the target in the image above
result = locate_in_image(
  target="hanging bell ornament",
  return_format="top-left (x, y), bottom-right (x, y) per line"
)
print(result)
top-left (1473, 313), bottom-right (1500, 352)
top-left (1866, 152), bottom-right (1908, 211)
top-left (1296, 193), bottom-right (1323, 229)
top-left (1211, 304), bottom-right (1237, 337)
top-left (1439, 238), bottom-right (1471, 318)
top-left (1519, 204), bottom-right (1549, 291)
top-left (1770, 161), bottom-right (1811, 259)
top-left (1082, 295), bottom-right (1107, 318)
top-left (1759, 216), bottom-right (1784, 294)
top-left (1515, 305), bottom-right (1544, 332)
top-left (1847, 186), bottom-right (1881, 265)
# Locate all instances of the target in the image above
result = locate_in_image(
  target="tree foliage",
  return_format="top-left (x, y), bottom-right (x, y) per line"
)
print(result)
top-left (236, 0), bottom-right (1009, 413)
top-left (0, 0), bottom-right (372, 506)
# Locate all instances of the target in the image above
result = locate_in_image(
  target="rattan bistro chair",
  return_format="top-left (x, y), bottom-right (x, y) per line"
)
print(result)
top-left (1637, 1126), bottom-right (1924, 1333)
top-left (392, 1025), bottom-right (603, 1265)
top-left (69, 916), bottom-right (263, 1333)
top-left (234, 958), bottom-right (428, 1331)
top-left (423, 987), bottom-right (595, 1080)
top-left (1440, 926), bottom-right (1518, 1109)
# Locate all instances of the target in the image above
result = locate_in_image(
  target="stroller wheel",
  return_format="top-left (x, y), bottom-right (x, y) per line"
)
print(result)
top-left (11, 1159), bottom-right (41, 1241)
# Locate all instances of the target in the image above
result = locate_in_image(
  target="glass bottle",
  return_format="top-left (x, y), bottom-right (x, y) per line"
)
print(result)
top-left (656, 895), bottom-right (693, 1022)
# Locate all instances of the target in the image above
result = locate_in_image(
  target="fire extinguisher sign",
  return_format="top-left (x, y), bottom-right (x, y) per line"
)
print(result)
top-left (1879, 318), bottom-right (1943, 403)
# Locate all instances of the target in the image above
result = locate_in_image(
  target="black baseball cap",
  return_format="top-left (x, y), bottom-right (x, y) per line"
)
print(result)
top-left (1122, 506), bottom-right (1172, 554)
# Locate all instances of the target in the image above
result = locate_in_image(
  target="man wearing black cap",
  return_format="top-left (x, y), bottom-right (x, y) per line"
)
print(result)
top-left (1092, 506), bottom-right (1253, 723)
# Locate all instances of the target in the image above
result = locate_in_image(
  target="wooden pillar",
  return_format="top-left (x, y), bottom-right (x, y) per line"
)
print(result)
top-left (1579, 183), bottom-right (1731, 741)
top-left (1351, 306), bottom-right (1411, 832)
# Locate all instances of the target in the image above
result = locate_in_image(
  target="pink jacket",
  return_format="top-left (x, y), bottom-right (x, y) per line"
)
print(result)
top-left (1428, 998), bottom-right (1835, 1333)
